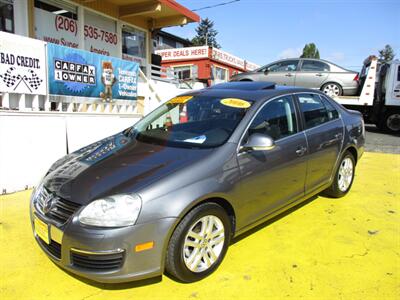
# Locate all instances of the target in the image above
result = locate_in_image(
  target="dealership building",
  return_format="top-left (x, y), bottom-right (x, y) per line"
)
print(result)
top-left (155, 46), bottom-right (260, 86)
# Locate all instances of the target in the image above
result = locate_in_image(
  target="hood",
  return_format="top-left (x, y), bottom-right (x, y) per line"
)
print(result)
top-left (43, 132), bottom-right (214, 205)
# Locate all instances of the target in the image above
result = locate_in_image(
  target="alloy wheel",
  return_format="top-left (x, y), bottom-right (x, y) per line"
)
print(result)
top-left (183, 215), bottom-right (225, 273)
top-left (323, 83), bottom-right (341, 97)
top-left (338, 157), bottom-right (354, 192)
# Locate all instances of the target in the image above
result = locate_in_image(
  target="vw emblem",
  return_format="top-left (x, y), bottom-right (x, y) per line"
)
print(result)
top-left (43, 195), bottom-right (55, 214)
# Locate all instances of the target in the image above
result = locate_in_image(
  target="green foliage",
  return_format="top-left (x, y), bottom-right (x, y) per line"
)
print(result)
top-left (192, 18), bottom-right (221, 49)
top-left (300, 43), bottom-right (320, 59)
top-left (378, 45), bottom-right (395, 62)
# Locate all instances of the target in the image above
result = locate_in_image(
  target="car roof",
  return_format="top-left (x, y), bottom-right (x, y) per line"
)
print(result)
top-left (181, 81), bottom-right (323, 102)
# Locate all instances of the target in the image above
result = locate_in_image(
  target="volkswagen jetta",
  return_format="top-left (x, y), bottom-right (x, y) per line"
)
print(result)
top-left (30, 82), bottom-right (364, 283)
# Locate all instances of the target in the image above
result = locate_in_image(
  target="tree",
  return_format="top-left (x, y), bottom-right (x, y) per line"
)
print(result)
top-left (300, 43), bottom-right (320, 59)
top-left (378, 45), bottom-right (395, 62)
top-left (192, 18), bottom-right (221, 48)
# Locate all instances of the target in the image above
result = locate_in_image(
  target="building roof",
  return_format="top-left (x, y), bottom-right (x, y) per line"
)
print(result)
top-left (75, 0), bottom-right (200, 29)
top-left (157, 30), bottom-right (193, 46)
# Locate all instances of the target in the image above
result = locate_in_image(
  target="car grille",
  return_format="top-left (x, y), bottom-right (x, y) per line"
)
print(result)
top-left (38, 238), bottom-right (62, 259)
top-left (35, 187), bottom-right (81, 224)
top-left (71, 251), bottom-right (124, 271)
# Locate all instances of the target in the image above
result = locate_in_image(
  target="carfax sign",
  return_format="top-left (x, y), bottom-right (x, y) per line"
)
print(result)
top-left (0, 31), bottom-right (47, 95)
top-left (47, 43), bottom-right (139, 101)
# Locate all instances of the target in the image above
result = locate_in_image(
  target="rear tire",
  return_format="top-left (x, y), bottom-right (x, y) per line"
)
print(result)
top-left (165, 203), bottom-right (231, 282)
top-left (321, 82), bottom-right (343, 97)
top-left (324, 151), bottom-right (355, 198)
top-left (378, 110), bottom-right (400, 133)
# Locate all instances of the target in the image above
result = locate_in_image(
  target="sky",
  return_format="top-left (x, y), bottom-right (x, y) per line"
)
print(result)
top-left (165, 0), bottom-right (400, 71)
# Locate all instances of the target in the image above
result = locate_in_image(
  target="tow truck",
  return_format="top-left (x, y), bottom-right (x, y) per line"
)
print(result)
top-left (331, 56), bottom-right (400, 133)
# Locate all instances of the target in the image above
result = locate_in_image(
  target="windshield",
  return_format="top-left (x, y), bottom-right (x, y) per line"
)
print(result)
top-left (132, 95), bottom-right (253, 148)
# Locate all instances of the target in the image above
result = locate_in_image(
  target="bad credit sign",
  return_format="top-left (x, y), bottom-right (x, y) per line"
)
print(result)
top-left (155, 46), bottom-right (209, 61)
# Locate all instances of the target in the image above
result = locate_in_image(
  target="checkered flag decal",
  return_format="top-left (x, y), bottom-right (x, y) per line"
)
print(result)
top-left (23, 69), bottom-right (43, 90)
top-left (0, 67), bottom-right (20, 87)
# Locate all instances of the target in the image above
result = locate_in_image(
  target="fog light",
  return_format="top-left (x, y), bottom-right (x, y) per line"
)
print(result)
top-left (135, 241), bottom-right (154, 252)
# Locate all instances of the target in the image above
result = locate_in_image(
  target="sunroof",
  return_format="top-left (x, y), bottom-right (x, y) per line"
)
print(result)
top-left (210, 81), bottom-right (276, 91)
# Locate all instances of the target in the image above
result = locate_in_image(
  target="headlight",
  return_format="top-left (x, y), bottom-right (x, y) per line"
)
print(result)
top-left (79, 194), bottom-right (142, 227)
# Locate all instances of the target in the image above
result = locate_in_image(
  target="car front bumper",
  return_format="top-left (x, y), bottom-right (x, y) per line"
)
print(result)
top-left (30, 200), bottom-right (177, 283)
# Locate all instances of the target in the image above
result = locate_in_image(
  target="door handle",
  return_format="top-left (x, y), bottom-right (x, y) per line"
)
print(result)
top-left (296, 146), bottom-right (307, 156)
top-left (334, 133), bottom-right (343, 140)
top-left (285, 73), bottom-right (293, 77)
top-left (316, 73), bottom-right (324, 77)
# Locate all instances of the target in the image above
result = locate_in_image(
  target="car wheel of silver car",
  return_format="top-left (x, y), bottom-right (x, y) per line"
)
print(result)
top-left (165, 202), bottom-right (231, 282)
top-left (324, 151), bottom-right (356, 198)
top-left (322, 82), bottom-right (343, 97)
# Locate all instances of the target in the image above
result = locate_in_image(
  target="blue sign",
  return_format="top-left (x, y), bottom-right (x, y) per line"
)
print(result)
top-left (47, 44), bottom-right (139, 101)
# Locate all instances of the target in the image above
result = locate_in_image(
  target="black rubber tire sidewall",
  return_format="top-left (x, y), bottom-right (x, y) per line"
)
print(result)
top-left (165, 203), bottom-right (231, 283)
top-left (325, 151), bottom-right (356, 198)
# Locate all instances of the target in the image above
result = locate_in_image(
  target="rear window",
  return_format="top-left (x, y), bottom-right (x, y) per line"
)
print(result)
top-left (301, 60), bottom-right (330, 72)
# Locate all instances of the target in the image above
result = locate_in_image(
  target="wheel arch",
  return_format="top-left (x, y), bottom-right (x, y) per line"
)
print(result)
top-left (343, 145), bottom-right (358, 165)
top-left (161, 196), bottom-right (236, 272)
top-left (320, 81), bottom-right (343, 90)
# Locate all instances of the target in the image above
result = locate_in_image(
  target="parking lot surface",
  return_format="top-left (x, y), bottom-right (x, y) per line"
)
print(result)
top-left (365, 124), bottom-right (400, 154)
top-left (1, 152), bottom-right (399, 300)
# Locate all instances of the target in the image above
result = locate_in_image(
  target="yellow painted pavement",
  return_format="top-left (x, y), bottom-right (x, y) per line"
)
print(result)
top-left (0, 152), bottom-right (399, 299)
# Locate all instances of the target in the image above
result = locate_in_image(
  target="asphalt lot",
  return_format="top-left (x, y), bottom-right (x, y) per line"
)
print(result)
top-left (1, 151), bottom-right (399, 300)
top-left (365, 124), bottom-right (400, 154)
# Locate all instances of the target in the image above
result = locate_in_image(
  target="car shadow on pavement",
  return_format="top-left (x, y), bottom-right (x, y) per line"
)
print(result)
top-left (365, 124), bottom-right (400, 137)
top-left (232, 195), bottom-right (319, 245)
top-left (56, 194), bottom-right (321, 289)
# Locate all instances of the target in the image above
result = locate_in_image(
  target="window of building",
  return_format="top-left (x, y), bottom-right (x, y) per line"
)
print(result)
top-left (301, 60), bottom-right (330, 72)
top-left (298, 94), bottom-right (330, 129)
top-left (34, 0), bottom-right (77, 19)
top-left (174, 65), bottom-right (191, 80)
top-left (122, 25), bottom-right (147, 59)
top-left (214, 66), bottom-right (228, 81)
top-left (248, 96), bottom-right (298, 140)
top-left (34, 0), bottom-right (79, 48)
top-left (0, 0), bottom-right (14, 33)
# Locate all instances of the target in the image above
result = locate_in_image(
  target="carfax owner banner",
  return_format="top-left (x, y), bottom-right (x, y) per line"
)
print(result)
top-left (47, 43), bottom-right (139, 101)
top-left (0, 31), bottom-right (47, 95)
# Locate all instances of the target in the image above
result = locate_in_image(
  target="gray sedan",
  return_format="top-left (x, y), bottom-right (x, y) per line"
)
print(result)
top-left (231, 58), bottom-right (359, 96)
top-left (30, 82), bottom-right (364, 283)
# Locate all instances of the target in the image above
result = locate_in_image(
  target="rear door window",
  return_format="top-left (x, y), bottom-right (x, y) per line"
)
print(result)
top-left (298, 94), bottom-right (330, 129)
top-left (301, 60), bottom-right (330, 72)
top-left (320, 95), bottom-right (339, 120)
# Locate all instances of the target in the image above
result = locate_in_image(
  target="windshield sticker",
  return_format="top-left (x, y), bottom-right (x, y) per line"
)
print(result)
top-left (220, 98), bottom-right (251, 108)
top-left (184, 135), bottom-right (206, 144)
top-left (168, 96), bottom-right (193, 104)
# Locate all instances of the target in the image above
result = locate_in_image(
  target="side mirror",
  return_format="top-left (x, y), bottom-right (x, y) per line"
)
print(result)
top-left (240, 133), bottom-right (275, 152)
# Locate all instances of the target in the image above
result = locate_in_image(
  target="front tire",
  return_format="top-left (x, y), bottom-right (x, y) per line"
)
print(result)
top-left (324, 151), bottom-right (355, 198)
top-left (165, 203), bottom-right (231, 282)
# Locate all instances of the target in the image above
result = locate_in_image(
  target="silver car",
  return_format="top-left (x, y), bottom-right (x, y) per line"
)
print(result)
top-left (231, 58), bottom-right (359, 96)
top-left (30, 82), bottom-right (364, 283)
